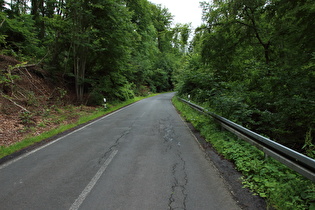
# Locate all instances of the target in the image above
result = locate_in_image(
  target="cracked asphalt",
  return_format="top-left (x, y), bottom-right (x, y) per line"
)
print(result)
top-left (0, 93), bottom-right (240, 210)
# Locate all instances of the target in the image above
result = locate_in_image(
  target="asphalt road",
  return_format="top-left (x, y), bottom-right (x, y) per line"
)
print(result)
top-left (0, 93), bottom-right (240, 210)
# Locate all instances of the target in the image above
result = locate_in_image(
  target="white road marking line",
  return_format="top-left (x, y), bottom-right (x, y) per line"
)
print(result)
top-left (69, 150), bottom-right (118, 210)
top-left (0, 101), bottom-right (139, 170)
top-left (140, 112), bottom-right (146, 118)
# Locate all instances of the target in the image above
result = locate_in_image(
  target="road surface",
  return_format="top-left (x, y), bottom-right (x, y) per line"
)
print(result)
top-left (0, 93), bottom-right (240, 210)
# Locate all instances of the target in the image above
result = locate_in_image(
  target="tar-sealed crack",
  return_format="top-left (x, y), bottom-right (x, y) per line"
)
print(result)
top-left (159, 115), bottom-right (176, 152)
top-left (98, 117), bottom-right (138, 165)
top-left (159, 115), bottom-right (188, 210)
top-left (168, 153), bottom-right (188, 210)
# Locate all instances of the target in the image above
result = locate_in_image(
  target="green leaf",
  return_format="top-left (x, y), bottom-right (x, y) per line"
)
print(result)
top-left (259, 193), bottom-right (267, 198)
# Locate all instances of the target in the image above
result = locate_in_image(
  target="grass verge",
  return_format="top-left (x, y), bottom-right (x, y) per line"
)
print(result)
top-left (172, 96), bottom-right (315, 210)
top-left (0, 94), bottom-right (159, 159)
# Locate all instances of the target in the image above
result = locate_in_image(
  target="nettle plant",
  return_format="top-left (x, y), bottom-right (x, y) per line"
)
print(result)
top-left (172, 97), bottom-right (315, 210)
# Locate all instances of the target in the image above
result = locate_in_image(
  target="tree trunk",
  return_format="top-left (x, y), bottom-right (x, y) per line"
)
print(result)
top-left (245, 7), bottom-right (271, 65)
top-left (74, 48), bottom-right (87, 103)
top-left (263, 42), bottom-right (270, 65)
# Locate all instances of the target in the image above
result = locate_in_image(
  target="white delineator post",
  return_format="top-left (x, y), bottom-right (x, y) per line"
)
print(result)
top-left (103, 98), bottom-right (107, 109)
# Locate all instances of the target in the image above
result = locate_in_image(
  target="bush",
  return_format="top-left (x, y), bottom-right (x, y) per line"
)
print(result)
top-left (172, 96), bottom-right (315, 210)
top-left (87, 90), bottom-right (104, 106)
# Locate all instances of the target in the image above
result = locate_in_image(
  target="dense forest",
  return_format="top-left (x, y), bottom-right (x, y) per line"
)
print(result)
top-left (0, 0), bottom-right (189, 103)
top-left (0, 0), bottom-right (314, 155)
top-left (175, 0), bottom-right (315, 155)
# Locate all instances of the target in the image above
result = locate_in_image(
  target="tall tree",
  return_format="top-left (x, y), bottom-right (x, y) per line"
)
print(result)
top-left (151, 4), bottom-right (173, 52)
top-left (176, 0), bottom-right (315, 150)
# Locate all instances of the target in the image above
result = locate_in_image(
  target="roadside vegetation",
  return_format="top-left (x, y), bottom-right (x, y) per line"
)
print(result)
top-left (1, 0), bottom-right (186, 156)
top-left (0, 0), bottom-right (188, 103)
top-left (0, 94), bottom-right (157, 159)
top-left (173, 96), bottom-right (315, 210)
top-left (174, 0), bottom-right (315, 155)
top-left (2, 1), bottom-right (313, 154)
top-left (1, 0), bottom-right (314, 208)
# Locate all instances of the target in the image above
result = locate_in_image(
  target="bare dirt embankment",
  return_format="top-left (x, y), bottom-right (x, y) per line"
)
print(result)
top-left (0, 55), bottom-right (95, 147)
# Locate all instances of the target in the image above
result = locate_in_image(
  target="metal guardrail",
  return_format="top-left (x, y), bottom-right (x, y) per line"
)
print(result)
top-left (178, 98), bottom-right (315, 182)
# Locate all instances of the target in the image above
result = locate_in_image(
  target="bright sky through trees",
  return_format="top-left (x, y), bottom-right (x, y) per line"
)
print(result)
top-left (149, 0), bottom-right (204, 29)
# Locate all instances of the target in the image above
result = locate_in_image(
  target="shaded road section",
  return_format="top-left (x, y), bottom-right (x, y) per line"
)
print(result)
top-left (0, 93), bottom-right (240, 210)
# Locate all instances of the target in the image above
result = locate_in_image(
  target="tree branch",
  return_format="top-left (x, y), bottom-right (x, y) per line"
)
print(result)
top-left (1, 93), bottom-right (30, 113)
top-left (234, 20), bottom-right (254, 29)
top-left (10, 64), bottom-right (36, 70)
top-left (0, 18), bottom-right (5, 27)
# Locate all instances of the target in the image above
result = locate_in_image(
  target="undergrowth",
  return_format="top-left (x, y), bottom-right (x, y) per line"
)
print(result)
top-left (172, 96), bottom-right (315, 210)
top-left (0, 94), bottom-right (159, 159)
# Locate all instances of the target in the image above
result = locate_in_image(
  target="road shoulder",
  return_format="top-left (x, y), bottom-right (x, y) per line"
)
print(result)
top-left (174, 105), bottom-right (267, 210)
